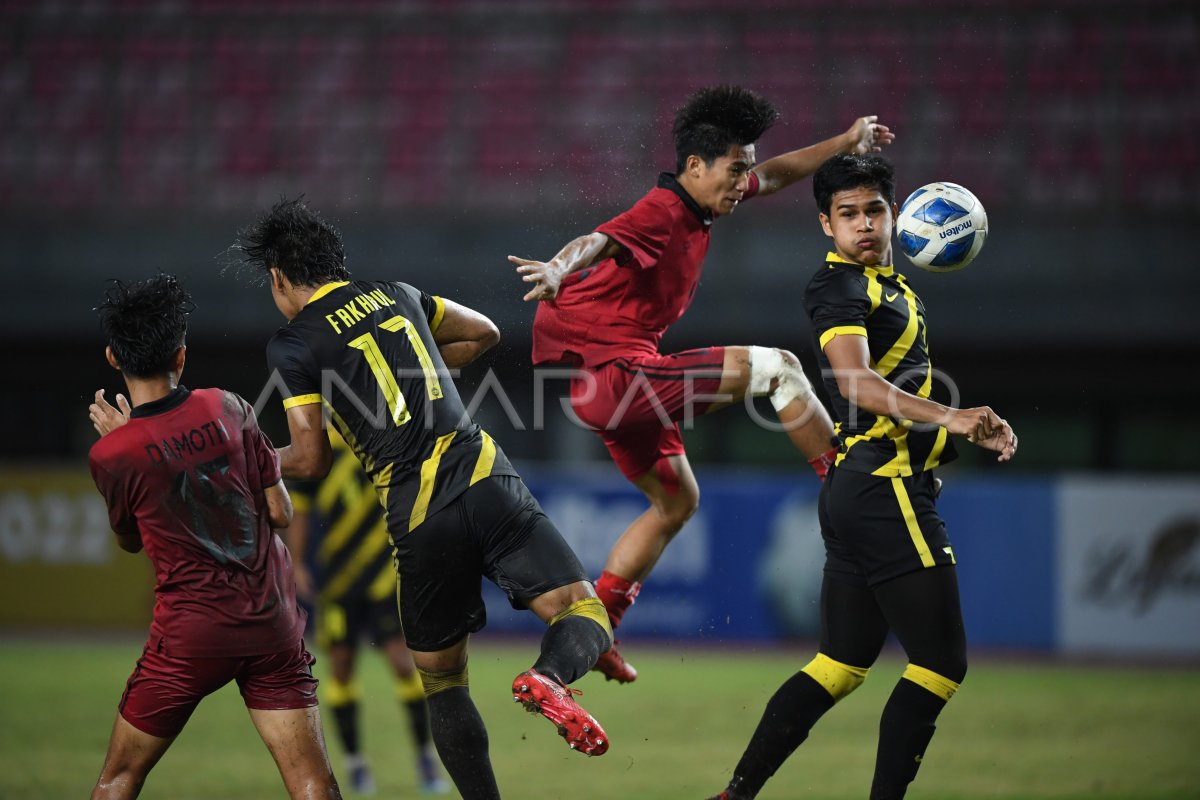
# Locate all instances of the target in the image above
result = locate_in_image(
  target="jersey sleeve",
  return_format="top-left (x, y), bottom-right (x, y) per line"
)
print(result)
top-left (88, 454), bottom-right (137, 538)
top-left (804, 266), bottom-right (871, 350)
top-left (596, 194), bottom-right (676, 270)
top-left (229, 391), bottom-right (283, 491)
top-left (394, 282), bottom-right (446, 334)
top-left (265, 328), bottom-right (323, 411)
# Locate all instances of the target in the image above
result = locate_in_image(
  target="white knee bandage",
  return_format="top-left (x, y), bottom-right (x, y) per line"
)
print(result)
top-left (747, 346), bottom-right (814, 412)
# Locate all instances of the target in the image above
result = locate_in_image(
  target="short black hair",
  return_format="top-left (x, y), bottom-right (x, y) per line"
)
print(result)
top-left (97, 274), bottom-right (193, 378)
top-left (672, 85), bottom-right (780, 174)
top-left (813, 154), bottom-right (897, 215)
top-left (237, 197), bottom-right (350, 288)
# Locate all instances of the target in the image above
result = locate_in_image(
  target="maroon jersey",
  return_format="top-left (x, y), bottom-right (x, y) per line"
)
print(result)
top-left (88, 386), bottom-right (305, 657)
top-left (532, 171), bottom-right (759, 368)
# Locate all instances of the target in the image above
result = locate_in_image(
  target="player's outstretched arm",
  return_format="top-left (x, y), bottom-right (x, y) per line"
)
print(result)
top-left (753, 116), bottom-right (896, 197)
top-left (510, 232), bottom-right (622, 302)
top-left (825, 334), bottom-right (1017, 462)
top-left (433, 298), bottom-right (500, 369)
top-left (277, 403), bottom-right (334, 481)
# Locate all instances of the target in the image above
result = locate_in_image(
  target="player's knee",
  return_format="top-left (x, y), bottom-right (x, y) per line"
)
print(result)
top-left (902, 662), bottom-right (963, 701)
top-left (549, 596), bottom-right (614, 648)
top-left (395, 672), bottom-right (426, 704)
top-left (747, 346), bottom-right (814, 412)
top-left (415, 664), bottom-right (469, 698)
top-left (656, 487), bottom-right (699, 532)
top-left (801, 652), bottom-right (869, 702)
top-left (322, 676), bottom-right (360, 708)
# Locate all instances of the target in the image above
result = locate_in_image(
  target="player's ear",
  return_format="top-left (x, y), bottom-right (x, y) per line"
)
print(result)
top-left (891, 203), bottom-right (899, 222)
top-left (269, 267), bottom-right (285, 292)
top-left (104, 346), bottom-right (121, 371)
top-left (173, 345), bottom-right (186, 374)
top-left (819, 213), bottom-right (833, 238)
top-left (686, 154), bottom-right (703, 178)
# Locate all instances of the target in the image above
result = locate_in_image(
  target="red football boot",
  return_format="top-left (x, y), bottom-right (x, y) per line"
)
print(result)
top-left (591, 640), bottom-right (638, 683)
top-left (512, 669), bottom-right (609, 756)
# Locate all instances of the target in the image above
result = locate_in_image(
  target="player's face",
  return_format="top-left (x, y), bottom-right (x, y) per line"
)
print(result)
top-left (819, 187), bottom-right (897, 265)
top-left (692, 144), bottom-right (756, 216)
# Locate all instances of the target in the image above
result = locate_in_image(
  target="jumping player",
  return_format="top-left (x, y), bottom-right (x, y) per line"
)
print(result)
top-left (86, 275), bottom-right (341, 800)
top-left (706, 154), bottom-right (1017, 800)
top-left (239, 198), bottom-right (614, 800)
top-left (510, 85), bottom-right (895, 682)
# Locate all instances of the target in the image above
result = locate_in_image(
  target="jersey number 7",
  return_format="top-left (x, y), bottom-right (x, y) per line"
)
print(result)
top-left (347, 314), bottom-right (443, 427)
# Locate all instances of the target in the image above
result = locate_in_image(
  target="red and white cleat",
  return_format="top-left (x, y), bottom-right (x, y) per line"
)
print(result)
top-left (592, 640), bottom-right (638, 683)
top-left (512, 669), bottom-right (609, 756)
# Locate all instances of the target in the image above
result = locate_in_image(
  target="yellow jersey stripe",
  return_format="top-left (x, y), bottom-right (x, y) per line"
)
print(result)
top-left (305, 281), bottom-right (350, 306)
top-left (409, 431), bottom-right (457, 531)
top-left (282, 393), bottom-right (323, 410)
top-left (327, 403), bottom-right (375, 475)
top-left (875, 289), bottom-right (920, 378)
top-left (819, 325), bottom-right (868, 350)
top-left (924, 427), bottom-right (949, 471)
top-left (891, 477), bottom-right (936, 567)
top-left (372, 462), bottom-right (394, 519)
top-left (320, 528), bottom-right (390, 603)
top-left (430, 296), bottom-right (446, 334)
top-left (469, 431), bottom-right (497, 486)
top-left (317, 481), bottom-right (381, 563)
top-left (872, 428), bottom-right (912, 477)
top-left (367, 553), bottom-right (397, 602)
top-left (315, 448), bottom-right (362, 515)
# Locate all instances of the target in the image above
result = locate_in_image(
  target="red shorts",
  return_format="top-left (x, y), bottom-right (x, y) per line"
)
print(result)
top-left (571, 347), bottom-right (728, 481)
top-left (119, 635), bottom-right (319, 739)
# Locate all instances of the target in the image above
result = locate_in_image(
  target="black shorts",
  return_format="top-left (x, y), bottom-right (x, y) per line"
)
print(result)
top-left (819, 467), bottom-right (955, 588)
top-left (390, 475), bottom-right (588, 652)
top-left (316, 594), bottom-right (403, 651)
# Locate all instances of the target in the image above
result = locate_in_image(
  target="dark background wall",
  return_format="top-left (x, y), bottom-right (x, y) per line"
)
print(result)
top-left (2, 0), bottom-right (1197, 472)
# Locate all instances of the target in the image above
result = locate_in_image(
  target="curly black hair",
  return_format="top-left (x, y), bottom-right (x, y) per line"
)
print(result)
top-left (97, 274), bottom-right (193, 378)
top-left (237, 197), bottom-right (350, 288)
top-left (671, 85), bottom-right (780, 174)
top-left (812, 154), bottom-right (896, 216)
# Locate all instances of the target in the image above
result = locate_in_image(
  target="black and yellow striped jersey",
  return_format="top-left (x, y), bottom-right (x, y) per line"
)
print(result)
top-left (290, 432), bottom-right (394, 604)
top-left (804, 252), bottom-right (957, 477)
top-left (266, 279), bottom-right (517, 533)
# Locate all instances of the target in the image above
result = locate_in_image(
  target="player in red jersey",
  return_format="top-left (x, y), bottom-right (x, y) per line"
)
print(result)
top-left (85, 275), bottom-right (341, 800)
top-left (510, 86), bottom-right (894, 682)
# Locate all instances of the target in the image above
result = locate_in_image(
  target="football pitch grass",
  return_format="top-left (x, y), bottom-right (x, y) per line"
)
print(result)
top-left (2, 636), bottom-right (1198, 799)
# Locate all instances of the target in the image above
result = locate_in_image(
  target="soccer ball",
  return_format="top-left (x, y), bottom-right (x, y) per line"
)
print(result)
top-left (895, 182), bottom-right (988, 272)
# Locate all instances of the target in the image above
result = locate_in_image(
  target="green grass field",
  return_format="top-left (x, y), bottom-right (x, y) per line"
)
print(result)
top-left (2, 635), bottom-right (1198, 799)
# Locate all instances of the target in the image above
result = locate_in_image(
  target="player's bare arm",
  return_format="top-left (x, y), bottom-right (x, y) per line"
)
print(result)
top-left (753, 116), bottom-right (895, 197)
top-left (264, 481), bottom-right (294, 529)
top-left (433, 298), bottom-right (500, 368)
top-left (280, 502), bottom-right (316, 602)
top-left (510, 232), bottom-right (623, 302)
top-left (824, 333), bottom-right (1017, 461)
top-left (278, 403), bottom-right (334, 481)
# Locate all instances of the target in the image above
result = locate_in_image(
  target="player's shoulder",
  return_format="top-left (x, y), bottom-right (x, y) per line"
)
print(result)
top-left (805, 258), bottom-right (868, 297)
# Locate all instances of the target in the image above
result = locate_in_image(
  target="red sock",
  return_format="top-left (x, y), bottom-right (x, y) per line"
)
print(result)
top-left (595, 570), bottom-right (642, 629)
top-left (808, 446), bottom-right (838, 482)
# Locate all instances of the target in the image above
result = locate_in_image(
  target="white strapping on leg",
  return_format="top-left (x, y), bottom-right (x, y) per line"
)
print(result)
top-left (747, 345), bottom-right (814, 412)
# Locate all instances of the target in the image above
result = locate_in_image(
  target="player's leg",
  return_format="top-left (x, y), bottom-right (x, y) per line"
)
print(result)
top-left (409, 637), bottom-right (500, 800)
top-left (248, 706), bottom-right (342, 800)
top-left (390, 489), bottom-right (501, 800)
top-left (869, 565), bottom-right (967, 800)
top-left (713, 345), bottom-right (837, 474)
top-left (320, 629), bottom-right (373, 795)
top-left (376, 616), bottom-right (447, 794)
top-left (712, 475), bottom-right (890, 799)
top-left (239, 641), bottom-right (340, 799)
top-left (90, 716), bottom-right (175, 800)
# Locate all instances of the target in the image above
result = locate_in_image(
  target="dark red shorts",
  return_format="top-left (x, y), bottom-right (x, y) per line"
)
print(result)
top-left (118, 636), bottom-right (319, 739)
top-left (571, 347), bottom-right (728, 481)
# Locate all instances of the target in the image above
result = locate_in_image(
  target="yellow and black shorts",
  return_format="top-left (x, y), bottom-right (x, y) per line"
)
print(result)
top-left (316, 594), bottom-right (404, 652)
top-left (819, 467), bottom-right (955, 588)
top-left (389, 475), bottom-right (588, 652)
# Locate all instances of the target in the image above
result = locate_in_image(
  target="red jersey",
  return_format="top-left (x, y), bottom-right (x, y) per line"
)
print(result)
top-left (88, 386), bottom-right (305, 657)
top-left (531, 171), bottom-right (758, 368)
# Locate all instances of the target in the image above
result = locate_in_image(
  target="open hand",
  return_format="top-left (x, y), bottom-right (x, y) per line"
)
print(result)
top-left (846, 116), bottom-right (895, 154)
top-left (510, 255), bottom-right (563, 302)
top-left (89, 389), bottom-right (131, 437)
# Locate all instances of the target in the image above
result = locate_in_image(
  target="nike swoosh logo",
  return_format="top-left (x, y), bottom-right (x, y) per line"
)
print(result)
top-left (885, 292), bottom-right (899, 302)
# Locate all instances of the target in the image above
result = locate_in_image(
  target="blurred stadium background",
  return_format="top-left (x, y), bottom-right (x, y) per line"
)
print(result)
top-left (1, 0), bottom-right (1198, 797)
